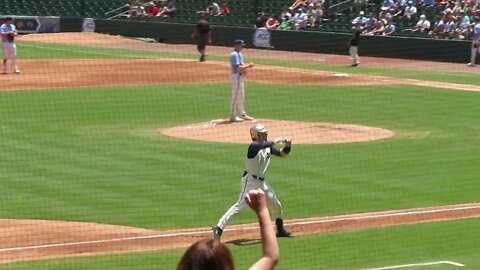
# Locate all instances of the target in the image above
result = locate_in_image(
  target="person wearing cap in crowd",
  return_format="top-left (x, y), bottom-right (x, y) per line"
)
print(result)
top-left (408, 14), bottom-right (431, 32)
top-left (229, 39), bottom-right (254, 122)
top-left (467, 16), bottom-right (480, 66)
top-left (1, 17), bottom-right (20, 74)
top-left (404, 0), bottom-right (417, 19)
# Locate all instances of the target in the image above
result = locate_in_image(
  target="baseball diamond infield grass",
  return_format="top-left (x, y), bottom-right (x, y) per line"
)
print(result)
top-left (0, 40), bottom-right (479, 268)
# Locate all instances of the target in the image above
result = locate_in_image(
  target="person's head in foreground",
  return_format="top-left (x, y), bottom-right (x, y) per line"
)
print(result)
top-left (177, 189), bottom-right (279, 270)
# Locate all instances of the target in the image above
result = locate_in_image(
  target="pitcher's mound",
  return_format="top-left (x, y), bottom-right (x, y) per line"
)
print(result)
top-left (161, 119), bottom-right (394, 144)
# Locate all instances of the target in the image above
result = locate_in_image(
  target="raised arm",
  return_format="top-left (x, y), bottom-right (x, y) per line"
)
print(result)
top-left (246, 189), bottom-right (279, 270)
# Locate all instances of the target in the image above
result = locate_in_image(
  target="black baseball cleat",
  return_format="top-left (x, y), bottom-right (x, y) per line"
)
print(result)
top-left (275, 218), bottom-right (293, 238)
top-left (199, 54), bottom-right (206, 62)
top-left (350, 63), bottom-right (359, 67)
top-left (212, 226), bottom-right (223, 240)
top-left (276, 229), bottom-right (293, 238)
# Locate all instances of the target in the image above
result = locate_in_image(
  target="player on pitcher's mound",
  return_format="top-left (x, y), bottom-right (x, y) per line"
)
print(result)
top-left (229, 39), bottom-right (255, 122)
top-left (213, 123), bottom-right (293, 239)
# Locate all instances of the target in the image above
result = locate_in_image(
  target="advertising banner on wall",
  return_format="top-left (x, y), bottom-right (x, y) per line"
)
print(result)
top-left (82, 18), bottom-right (96, 32)
top-left (252, 27), bottom-right (272, 48)
top-left (1, 16), bottom-right (60, 33)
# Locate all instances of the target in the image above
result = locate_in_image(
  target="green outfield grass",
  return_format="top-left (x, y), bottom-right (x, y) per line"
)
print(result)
top-left (1, 40), bottom-right (478, 269)
top-left (3, 218), bottom-right (479, 269)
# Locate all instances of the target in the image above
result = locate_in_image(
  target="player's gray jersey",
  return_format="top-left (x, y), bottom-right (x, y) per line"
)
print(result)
top-left (245, 146), bottom-right (271, 178)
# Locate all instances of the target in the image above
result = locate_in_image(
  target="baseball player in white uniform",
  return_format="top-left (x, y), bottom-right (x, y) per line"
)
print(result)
top-left (230, 39), bottom-right (254, 122)
top-left (1, 17), bottom-right (20, 74)
top-left (467, 17), bottom-right (480, 67)
top-left (213, 123), bottom-right (293, 239)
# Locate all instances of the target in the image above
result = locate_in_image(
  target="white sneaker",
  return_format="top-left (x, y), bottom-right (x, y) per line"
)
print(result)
top-left (14, 70), bottom-right (21, 74)
top-left (240, 114), bottom-right (254, 120)
top-left (467, 63), bottom-right (475, 67)
top-left (230, 116), bottom-right (244, 122)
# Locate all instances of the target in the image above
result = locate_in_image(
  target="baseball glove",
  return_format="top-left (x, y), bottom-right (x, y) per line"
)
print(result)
top-left (237, 66), bottom-right (247, 74)
top-left (6, 33), bottom-right (14, 43)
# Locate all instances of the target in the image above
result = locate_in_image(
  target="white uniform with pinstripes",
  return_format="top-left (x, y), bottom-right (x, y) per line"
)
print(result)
top-left (215, 145), bottom-right (283, 231)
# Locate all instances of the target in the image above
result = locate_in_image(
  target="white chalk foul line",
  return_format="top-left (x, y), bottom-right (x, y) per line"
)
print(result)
top-left (361, 260), bottom-right (465, 270)
top-left (1, 204), bottom-right (479, 253)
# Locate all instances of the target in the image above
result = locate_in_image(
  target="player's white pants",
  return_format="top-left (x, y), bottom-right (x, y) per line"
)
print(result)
top-left (230, 73), bottom-right (246, 118)
top-left (470, 40), bottom-right (479, 65)
top-left (349, 45), bottom-right (359, 65)
top-left (215, 175), bottom-right (283, 230)
top-left (2, 42), bottom-right (18, 72)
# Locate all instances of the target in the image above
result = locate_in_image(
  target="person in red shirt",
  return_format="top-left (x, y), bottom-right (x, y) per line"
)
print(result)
top-left (221, 2), bottom-right (230, 15)
top-left (265, 15), bottom-right (280, 29)
top-left (146, 2), bottom-right (159, 16)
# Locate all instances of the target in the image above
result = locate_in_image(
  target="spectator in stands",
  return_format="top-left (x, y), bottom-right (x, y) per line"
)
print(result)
top-left (308, 3), bottom-right (324, 27)
top-left (207, 1), bottom-right (221, 16)
top-left (281, 6), bottom-right (293, 22)
top-left (363, 13), bottom-right (378, 32)
top-left (402, 1), bottom-right (418, 19)
top-left (394, 0), bottom-right (408, 14)
top-left (220, 2), bottom-right (230, 16)
top-left (177, 189), bottom-right (279, 270)
top-left (291, 8), bottom-right (309, 29)
top-left (452, 15), bottom-right (469, 38)
top-left (383, 0), bottom-right (397, 12)
top-left (429, 14), bottom-right (447, 38)
top-left (444, 0), bottom-right (456, 13)
top-left (129, 0), bottom-right (146, 16)
top-left (467, 0), bottom-right (479, 20)
top-left (422, 0), bottom-right (436, 6)
top-left (158, 0), bottom-right (176, 17)
top-left (384, 18), bottom-right (396, 35)
top-left (265, 15), bottom-right (281, 29)
top-left (290, 0), bottom-right (317, 10)
top-left (379, 7), bottom-right (392, 21)
top-left (408, 14), bottom-right (431, 31)
top-left (352, 10), bottom-right (368, 26)
top-left (365, 18), bottom-right (386, 34)
top-left (146, 1), bottom-right (160, 16)
top-left (255, 12), bottom-right (268, 28)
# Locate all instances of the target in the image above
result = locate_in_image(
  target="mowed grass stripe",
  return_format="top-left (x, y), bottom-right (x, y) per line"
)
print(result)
top-left (0, 83), bottom-right (478, 229)
top-left (16, 41), bottom-right (480, 85)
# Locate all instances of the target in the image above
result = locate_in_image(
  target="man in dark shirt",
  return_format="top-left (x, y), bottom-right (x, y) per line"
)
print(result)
top-left (192, 13), bottom-right (212, 62)
top-left (349, 22), bottom-right (362, 67)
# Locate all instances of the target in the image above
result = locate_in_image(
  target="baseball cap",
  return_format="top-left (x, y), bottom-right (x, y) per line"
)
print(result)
top-left (234, 39), bottom-right (245, 45)
top-left (5, 17), bottom-right (13, 21)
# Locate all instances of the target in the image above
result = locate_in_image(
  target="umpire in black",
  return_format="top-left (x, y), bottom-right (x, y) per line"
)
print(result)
top-left (192, 13), bottom-right (212, 62)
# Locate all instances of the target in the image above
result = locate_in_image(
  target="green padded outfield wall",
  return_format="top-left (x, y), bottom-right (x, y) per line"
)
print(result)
top-left (92, 19), bottom-right (470, 63)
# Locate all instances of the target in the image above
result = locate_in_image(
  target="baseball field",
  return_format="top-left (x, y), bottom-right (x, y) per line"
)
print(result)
top-left (0, 33), bottom-right (479, 269)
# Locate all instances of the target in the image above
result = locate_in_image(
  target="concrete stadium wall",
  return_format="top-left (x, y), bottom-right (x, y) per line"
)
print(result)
top-left (61, 18), bottom-right (471, 63)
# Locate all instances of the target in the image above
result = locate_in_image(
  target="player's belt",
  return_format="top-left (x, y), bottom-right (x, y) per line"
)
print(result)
top-left (243, 171), bottom-right (264, 181)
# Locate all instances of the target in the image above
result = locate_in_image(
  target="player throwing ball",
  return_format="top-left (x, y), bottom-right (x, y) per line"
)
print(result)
top-left (229, 39), bottom-right (254, 122)
top-left (213, 123), bottom-right (293, 239)
top-left (1, 17), bottom-right (20, 74)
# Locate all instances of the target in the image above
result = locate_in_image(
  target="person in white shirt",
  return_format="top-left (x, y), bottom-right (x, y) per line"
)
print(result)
top-left (411, 14), bottom-right (431, 32)
top-left (1, 17), bottom-right (20, 74)
top-left (467, 17), bottom-right (480, 66)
